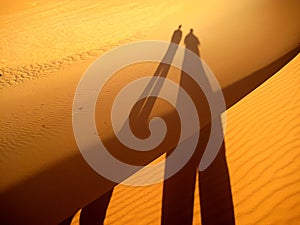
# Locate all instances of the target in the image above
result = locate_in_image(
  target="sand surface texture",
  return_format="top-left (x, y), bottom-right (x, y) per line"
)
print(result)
top-left (0, 0), bottom-right (299, 224)
top-left (70, 52), bottom-right (300, 225)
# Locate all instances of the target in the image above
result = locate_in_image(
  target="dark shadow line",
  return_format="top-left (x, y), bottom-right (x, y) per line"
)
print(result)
top-left (223, 47), bottom-right (300, 110)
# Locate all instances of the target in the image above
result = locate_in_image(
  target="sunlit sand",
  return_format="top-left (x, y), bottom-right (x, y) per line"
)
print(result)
top-left (0, 0), bottom-right (299, 224)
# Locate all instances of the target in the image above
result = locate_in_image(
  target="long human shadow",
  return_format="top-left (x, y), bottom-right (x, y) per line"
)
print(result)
top-left (59, 26), bottom-right (183, 225)
top-left (79, 189), bottom-right (113, 225)
top-left (58, 34), bottom-right (299, 225)
top-left (2, 48), bottom-right (298, 225)
top-left (132, 25), bottom-right (182, 128)
top-left (197, 47), bottom-right (299, 225)
top-left (59, 189), bottom-right (113, 225)
top-left (161, 29), bottom-right (235, 225)
top-left (58, 189), bottom-right (112, 225)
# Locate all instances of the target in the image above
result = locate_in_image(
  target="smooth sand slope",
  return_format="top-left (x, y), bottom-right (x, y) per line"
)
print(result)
top-left (0, 0), bottom-right (300, 224)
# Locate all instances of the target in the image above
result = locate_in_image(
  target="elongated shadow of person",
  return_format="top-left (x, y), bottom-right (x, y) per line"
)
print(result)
top-left (58, 189), bottom-right (113, 225)
top-left (161, 29), bottom-right (235, 225)
top-left (132, 25), bottom-right (182, 126)
top-left (59, 27), bottom-right (235, 225)
top-left (59, 25), bottom-right (183, 225)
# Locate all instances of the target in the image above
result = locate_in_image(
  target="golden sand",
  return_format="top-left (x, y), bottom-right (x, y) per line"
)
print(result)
top-left (68, 53), bottom-right (300, 225)
top-left (0, 0), bottom-right (299, 224)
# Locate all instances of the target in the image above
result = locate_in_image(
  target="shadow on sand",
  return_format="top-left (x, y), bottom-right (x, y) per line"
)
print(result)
top-left (161, 28), bottom-right (235, 225)
top-left (10, 28), bottom-right (298, 225)
top-left (58, 27), bottom-right (300, 225)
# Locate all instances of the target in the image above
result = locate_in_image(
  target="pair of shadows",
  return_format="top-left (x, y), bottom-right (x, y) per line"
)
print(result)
top-left (160, 30), bottom-right (234, 225)
top-left (61, 133), bottom-right (233, 225)
top-left (60, 30), bottom-right (299, 224)
top-left (59, 189), bottom-right (113, 225)
top-left (61, 30), bottom-right (235, 225)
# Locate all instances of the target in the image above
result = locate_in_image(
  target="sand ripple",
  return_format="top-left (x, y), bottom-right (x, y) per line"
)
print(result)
top-left (68, 54), bottom-right (300, 225)
top-left (0, 0), bottom-right (179, 89)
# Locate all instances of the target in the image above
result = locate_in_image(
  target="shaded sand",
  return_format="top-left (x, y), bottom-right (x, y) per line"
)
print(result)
top-left (0, 0), bottom-right (300, 224)
top-left (69, 53), bottom-right (300, 225)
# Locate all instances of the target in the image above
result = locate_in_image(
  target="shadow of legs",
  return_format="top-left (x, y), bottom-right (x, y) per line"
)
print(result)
top-left (161, 135), bottom-right (204, 225)
top-left (161, 154), bottom-right (197, 225)
top-left (161, 123), bottom-right (235, 225)
top-left (79, 189), bottom-right (113, 225)
top-left (58, 214), bottom-right (75, 225)
top-left (161, 122), bottom-right (208, 225)
top-left (199, 141), bottom-right (235, 225)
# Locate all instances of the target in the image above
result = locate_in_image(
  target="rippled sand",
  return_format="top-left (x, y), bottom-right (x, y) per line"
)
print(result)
top-left (0, 0), bottom-right (299, 224)
top-left (69, 54), bottom-right (300, 225)
top-left (0, 0), bottom-right (180, 88)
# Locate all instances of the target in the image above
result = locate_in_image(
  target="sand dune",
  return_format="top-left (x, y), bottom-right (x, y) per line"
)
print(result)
top-left (0, 0), bottom-right (300, 224)
top-left (69, 52), bottom-right (300, 225)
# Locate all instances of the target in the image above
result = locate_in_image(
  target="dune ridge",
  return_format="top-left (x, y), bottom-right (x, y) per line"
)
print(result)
top-left (65, 54), bottom-right (300, 225)
top-left (1, 0), bottom-right (299, 224)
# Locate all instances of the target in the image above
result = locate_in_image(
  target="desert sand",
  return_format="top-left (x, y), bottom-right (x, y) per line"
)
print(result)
top-left (0, 0), bottom-right (299, 224)
top-left (74, 52), bottom-right (298, 225)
